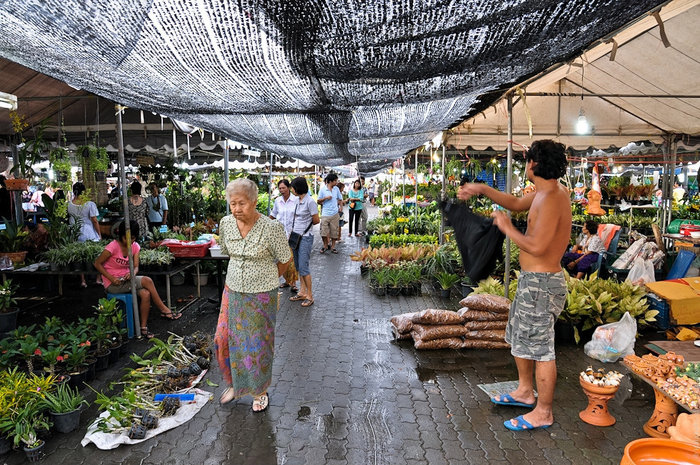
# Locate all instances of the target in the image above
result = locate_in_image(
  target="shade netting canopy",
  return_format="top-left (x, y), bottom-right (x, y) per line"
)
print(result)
top-left (0, 0), bottom-right (665, 173)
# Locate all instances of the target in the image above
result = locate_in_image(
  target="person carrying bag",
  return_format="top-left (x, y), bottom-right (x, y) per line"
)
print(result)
top-left (288, 204), bottom-right (313, 249)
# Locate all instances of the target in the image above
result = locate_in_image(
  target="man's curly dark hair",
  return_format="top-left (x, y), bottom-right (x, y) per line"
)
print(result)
top-left (525, 140), bottom-right (567, 180)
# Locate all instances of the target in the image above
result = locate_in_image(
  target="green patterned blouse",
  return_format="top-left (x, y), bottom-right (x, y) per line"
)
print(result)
top-left (218, 214), bottom-right (292, 293)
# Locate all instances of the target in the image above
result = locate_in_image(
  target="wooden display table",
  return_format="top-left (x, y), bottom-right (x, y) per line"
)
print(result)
top-left (624, 342), bottom-right (700, 438)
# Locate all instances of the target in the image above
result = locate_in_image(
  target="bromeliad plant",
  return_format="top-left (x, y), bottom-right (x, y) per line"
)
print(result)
top-left (436, 272), bottom-right (460, 290)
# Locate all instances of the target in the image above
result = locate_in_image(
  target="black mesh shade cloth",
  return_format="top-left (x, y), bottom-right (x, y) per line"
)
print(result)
top-left (0, 0), bottom-right (663, 172)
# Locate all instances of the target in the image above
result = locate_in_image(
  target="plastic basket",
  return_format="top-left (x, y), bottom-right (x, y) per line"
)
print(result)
top-left (164, 242), bottom-right (210, 258)
top-left (646, 294), bottom-right (670, 330)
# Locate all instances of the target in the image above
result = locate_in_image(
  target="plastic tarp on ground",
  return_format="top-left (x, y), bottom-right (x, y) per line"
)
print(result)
top-left (0, 1), bottom-right (664, 173)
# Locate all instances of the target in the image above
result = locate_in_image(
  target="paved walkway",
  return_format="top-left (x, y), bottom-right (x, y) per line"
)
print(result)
top-left (4, 206), bottom-right (663, 464)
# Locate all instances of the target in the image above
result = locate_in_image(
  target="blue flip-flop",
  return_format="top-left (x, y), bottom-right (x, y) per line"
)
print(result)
top-left (490, 393), bottom-right (535, 408)
top-left (504, 415), bottom-right (552, 431)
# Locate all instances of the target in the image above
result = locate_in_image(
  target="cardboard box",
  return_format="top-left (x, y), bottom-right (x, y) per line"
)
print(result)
top-left (646, 278), bottom-right (700, 325)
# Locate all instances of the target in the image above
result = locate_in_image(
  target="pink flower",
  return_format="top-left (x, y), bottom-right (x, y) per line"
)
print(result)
top-left (33, 348), bottom-right (42, 356)
top-left (56, 355), bottom-right (64, 362)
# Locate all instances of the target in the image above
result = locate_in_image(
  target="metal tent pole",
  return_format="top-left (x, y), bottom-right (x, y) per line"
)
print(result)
top-left (402, 157), bottom-right (406, 208)
top-left (223, 140), bottom-right (229, 185)
top-left (116, 105), bottom-right (140, 338)
top-left (415, 150), bottom-right (419, 218)
top-left (439, 144), bottom-right (446, 245)
top-left (504, 94), bottom-right (513, 297)
top-left (267, 152), bottom-right (272, 215)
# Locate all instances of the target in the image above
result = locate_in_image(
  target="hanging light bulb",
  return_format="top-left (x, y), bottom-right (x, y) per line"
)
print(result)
top-left (576, 108), bottom-right (590, 135)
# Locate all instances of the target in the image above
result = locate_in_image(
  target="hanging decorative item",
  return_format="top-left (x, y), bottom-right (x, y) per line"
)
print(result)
top-left (586, 162), bottom-right (606, 216)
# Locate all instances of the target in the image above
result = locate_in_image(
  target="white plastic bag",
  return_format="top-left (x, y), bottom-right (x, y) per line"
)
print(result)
top-left (584, 312), bottom-right (637, 363)
top-left (626, 256), bottom-right (656, 285)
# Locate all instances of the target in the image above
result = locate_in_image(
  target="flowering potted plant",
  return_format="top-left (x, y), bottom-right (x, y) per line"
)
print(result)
top-left (0, 280), bottom-right (19, 334)
top-left (0, 222), bottom-right (29, 266)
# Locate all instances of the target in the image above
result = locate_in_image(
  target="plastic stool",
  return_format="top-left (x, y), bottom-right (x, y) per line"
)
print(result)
top-left (107, 293), bottom-right (135, 339)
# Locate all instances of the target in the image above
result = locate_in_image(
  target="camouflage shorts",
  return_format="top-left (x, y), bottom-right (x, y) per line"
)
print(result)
top-left (506, 271), bottom-right (567, 362)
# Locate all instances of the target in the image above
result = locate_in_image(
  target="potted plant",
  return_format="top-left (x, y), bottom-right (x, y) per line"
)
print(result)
top-left (0, 280), bottom-right (19, 334)
top-left (386, 267), bottom-right (403, 296)
top-left (0, 221), bottom-right (29, 266)
top-left (17, 334), bottom-right (41, 374)
top-left (436, 272), bottom-right (459, 298)
top-left (64, 342), bottom-right (89, 390)
top-left (370, 268), bottom-right (388, 296)
top-left (42, 383), bottom-right (86, 433)
top-left (8, 120), bottom-right (49, 192)
top-left (13, 413), bottom-right (51, 463)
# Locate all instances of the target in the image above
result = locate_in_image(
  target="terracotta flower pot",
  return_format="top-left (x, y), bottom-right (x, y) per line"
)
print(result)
top-left (579, 376), bottom-right (619, 427)
top-left (620, 438), bottom-right (700, 465)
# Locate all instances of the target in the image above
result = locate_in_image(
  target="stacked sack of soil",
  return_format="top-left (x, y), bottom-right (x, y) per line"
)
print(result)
top-left (458, 294), bottom-right (510, 349)
top-left (389, 294), bottom-right (512, 350)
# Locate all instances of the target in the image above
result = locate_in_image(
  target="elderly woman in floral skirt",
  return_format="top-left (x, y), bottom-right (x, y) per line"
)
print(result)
top-left (214, 178), bottom-right (292, 411)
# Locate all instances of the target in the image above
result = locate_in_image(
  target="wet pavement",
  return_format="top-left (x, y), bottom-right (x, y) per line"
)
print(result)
top-left (3, 205), bottom-right (667, 464)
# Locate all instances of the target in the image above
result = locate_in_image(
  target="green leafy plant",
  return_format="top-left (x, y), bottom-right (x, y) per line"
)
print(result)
top-left (41, 383), bottom-right (86, 414)
top-left (0, 220), bottom-right (29, 252)
top-left (11, 121), bottom-right (50, 179)
top-left (0, 280), bottom-right (18, 313)
top-left (436, 272), bottom-right (460, 290)
top-left (369, 233), bottom-right (437, 248)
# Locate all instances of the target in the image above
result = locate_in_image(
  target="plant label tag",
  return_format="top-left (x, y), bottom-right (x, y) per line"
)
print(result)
top-left (159, 225), bottom-right (168, 233)
top-left (0, 224), bottom-right (6, 230)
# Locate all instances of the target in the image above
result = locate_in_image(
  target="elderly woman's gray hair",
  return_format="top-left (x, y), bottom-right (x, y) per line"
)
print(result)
top-left (226, 178), bottom-right (259, 203)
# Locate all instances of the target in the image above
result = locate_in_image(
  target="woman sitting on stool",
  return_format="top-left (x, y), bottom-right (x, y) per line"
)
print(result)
top-left (94, 220), bottom-right (181, 339)
top-left (561, 219), bottom-right (606, 279)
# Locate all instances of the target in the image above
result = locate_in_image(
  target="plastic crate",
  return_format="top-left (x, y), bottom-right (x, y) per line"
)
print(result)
top-left (163, 242), bottom-right (211, 258)
top-left (646, 294), bottom-right (670, 330)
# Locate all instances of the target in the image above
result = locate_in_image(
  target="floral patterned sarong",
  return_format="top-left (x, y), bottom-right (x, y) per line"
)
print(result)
top-left (214, 286), bottom-right (278, 397)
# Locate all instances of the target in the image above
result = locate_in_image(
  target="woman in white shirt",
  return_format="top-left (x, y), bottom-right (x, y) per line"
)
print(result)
top-left (270, 179), bottom-right (299, 292)
top-left (561, 220), bottom-right (606, 278)
top-left (67, 182), bottom-right (102, 287)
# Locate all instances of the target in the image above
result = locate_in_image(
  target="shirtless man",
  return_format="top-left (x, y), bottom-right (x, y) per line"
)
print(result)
top-left (458, 139), bottom-right (571, 431)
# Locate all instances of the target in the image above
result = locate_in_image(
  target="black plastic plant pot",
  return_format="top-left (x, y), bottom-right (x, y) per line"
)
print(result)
top-left (51, 409), bottom-right (81, 434)
top-left (108, 345), bottom-right (121, 365)
top-left (188, 362), bottom-right (202, 376)
top-left (95, 350), bottom-right (110, 371)
top-left (128, 423), bottom-right (147, 440)
top-left (440, 289), bottom-right (451, 299)
top-left (141, 412), bottom-right (159, 429)
top-left (23, 440), bottom-right (45, 462)
top-left (161, 397), bottom-right (181, 416)
top-left (167, 366), bottom-right (180, 378)
top-left (196, 356), bottom-right (210, 369)
top-left (133, 407), bottom-right (147, 418)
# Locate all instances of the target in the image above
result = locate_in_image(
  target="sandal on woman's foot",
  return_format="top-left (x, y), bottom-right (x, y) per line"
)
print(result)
top-left (289, 294), bottom-right (306, 302)
top-left (279, 283), bottom-right (290, 288)
top-left (139, 327), bottom-right (155, 339)
top-left (331, 248), bottom-right (338, 254)
top-left (160, 311), bottom-right (182, 320)
top-left (290, 286), bottom-right (299, 294)
top-left (301, 298), bottom-right (314, 307)
top-left (220, 387), bottom-right (235, 405)
top-left (252, 393), bottom-right (269, 412)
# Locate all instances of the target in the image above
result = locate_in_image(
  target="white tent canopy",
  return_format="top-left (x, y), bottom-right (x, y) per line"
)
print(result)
top-left (448, 0), bottom-right (700, 151)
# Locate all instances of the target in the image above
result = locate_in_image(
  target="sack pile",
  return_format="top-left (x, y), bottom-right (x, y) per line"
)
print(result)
top-left (458, 294), bottom-right (510, 349)
top-left (389, 294), bottom-right (512, 350)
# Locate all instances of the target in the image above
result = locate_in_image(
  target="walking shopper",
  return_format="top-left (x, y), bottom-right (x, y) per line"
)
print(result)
top-left (288, 177), bottom-right (319, 307)
top-left (458, 139), bottom-right (571, 431)
top-left (270, 179), bottom-right (299, 292)
top-left (347, 179), bottom-right (364, 237)
top-left (67, 182), bottom-right (101, 288)
top-left (214, 179), bottom-right (292, 411)
top-left (561, 220), bottom-right (605, 278)
top-left (146, 183), bottom-right (168, 231)
top-left (94, 219), bottom-right (181, 339)
top-left (317, 173), bottom-right (343, 253)
top-left (358, 176), bottom-right (369, 234)
top-left (128, 181), bottom-right (149, 241)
